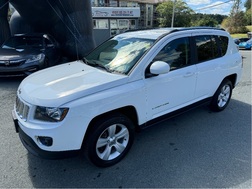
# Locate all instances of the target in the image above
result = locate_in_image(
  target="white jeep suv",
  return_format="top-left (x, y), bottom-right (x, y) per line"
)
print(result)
top-left (12, 27), bottom-right (243, 167)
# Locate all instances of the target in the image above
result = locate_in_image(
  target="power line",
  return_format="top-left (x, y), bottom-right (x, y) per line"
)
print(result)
top-left (194, 0), bottom-right (233, 11)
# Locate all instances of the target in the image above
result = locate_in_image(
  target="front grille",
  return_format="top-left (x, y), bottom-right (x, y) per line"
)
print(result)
top-left (15, 97), bottom-right (30, 121)
top-left (0, 59), bottom-right (26, 67)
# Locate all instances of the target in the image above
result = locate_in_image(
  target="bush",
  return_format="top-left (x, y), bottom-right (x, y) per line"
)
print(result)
top-left (221, 18), bottom-right (249, 34)
top-left (228, 26), bottom-right (249, 34)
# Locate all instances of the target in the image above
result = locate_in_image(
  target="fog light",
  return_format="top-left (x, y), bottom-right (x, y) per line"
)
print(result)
top-left (37, 136), bottom-right (53, 146)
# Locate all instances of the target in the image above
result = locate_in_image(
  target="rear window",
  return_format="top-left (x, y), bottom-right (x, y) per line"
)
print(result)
top-left (218, 36), bottom-right (228, 56)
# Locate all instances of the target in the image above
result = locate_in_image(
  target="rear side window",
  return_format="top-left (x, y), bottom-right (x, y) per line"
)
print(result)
top-left (218, 36), bottom-right (228, 56)
top-left (195, 35), bottom-right (219, 63)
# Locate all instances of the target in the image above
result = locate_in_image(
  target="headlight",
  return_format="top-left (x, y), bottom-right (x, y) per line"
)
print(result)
top-left (34, 106), bottom-right (69, 122)
top-left (25, 54), bottom-right (44, 63)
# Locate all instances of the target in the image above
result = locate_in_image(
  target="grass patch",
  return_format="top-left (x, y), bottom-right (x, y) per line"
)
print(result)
top-left (246, 25), bottom-right (252, 31)
top-left (231, 25), bottom-right (251, 38)
top-left (231, 33), bottom-right (248, 38)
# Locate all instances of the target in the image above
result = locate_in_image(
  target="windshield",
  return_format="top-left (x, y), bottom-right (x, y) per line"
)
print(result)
top-left (85, 36), bottom-right (154, 74)
top-left (2, 36), bottom-right (44, 49)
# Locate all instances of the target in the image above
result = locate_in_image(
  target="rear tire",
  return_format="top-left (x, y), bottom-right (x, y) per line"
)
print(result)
top-left (210, 79), bottom-right (233, 112)
top-left (84, 113), bottom-right (135, 167)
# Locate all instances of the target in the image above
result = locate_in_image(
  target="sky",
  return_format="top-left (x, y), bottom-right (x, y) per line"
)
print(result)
top-left (184, 0), bottom-right (247, 15)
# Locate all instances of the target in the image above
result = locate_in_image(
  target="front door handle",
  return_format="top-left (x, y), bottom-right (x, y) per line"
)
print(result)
top-left (184, 72), bottom-right (194, 77)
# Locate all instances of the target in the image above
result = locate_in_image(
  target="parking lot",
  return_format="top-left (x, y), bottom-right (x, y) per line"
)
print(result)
top-left (0, 50), bottom-right (251, 188)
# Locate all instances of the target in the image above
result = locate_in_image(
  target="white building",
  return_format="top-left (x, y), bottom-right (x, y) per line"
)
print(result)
top-left (90, 0), bottom-right (165, 45)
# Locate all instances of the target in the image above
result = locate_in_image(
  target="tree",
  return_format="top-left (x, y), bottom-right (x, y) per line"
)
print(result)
top-left (244, 0), bottom-right (251, 10)
top-left (156, 0), bottom-right (194, 27)
top-left (191, 14), bottom-right (227, 27)
top-left (244, 0), bottom-right (251, 25)
top-left (244, 8), bottom-right (251, 25)
top-left (192, 16), bottom-right (218, 27)
top-left (221, 0), bottom-right (248, 33)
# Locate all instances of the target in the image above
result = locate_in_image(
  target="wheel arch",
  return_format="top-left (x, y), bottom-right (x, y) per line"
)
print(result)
top-left (82, 106), bottom-right (139, 146)
top-left (223, 74), bottom-right (237, 88)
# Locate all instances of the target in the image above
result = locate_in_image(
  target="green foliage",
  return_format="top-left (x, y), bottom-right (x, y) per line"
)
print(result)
top-left (246, 25), bottom-right (252, 31)
top-left (191, 14), bottom-right (227, 27)
top-left (156, 0), bottom-right (194, 27)
top-left (231, 33), bottom-right (248, 38)
top-left (192, 17), bottom-right (217, 27)
top-left (155, 0), bottom-right (249, 33)
top-left (244, 8), bottom-right (251, 25)
top-left (222, 16), bottom-right (249, 34)
top-left (221, 0), bottom-right (249, 34)
top-left (230, 26), bottom-right (252, 38)
top-left (244, 0), bottom-right (251, 11)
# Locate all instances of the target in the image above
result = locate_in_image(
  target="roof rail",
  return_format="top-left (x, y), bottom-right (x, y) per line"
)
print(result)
top-left (175, 26), bottom-right (225, 31)
top-left (125, 26), bottom-right (225, 34)
top-left (124, 27), bottom-right (160, 33)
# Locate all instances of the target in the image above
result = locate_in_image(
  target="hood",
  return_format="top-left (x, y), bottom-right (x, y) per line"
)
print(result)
top-left (18, 61), bottom-right (128, 107)
top-left (0, 48), bottom-right (40, 60)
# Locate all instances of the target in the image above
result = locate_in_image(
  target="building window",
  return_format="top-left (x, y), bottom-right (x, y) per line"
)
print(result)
top-left (93, 19), bottom-right (109, 29)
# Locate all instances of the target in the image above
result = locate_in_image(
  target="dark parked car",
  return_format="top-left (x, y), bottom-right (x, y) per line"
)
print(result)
top-left (233, 37), bottom-right (250, 45)
top-left (233, 38), bottom-right (240, 45)
top-left (0, 33), bottom-right (61, 77)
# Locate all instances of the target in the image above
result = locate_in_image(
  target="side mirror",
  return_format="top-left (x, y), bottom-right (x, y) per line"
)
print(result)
top-left (150, 61), bottom-right (170, 75)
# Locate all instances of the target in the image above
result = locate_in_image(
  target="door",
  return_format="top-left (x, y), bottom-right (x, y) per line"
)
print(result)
top-left (193, 34), bottom-right (222, 99)
top-left (145, 36), bottom-right (197, 120)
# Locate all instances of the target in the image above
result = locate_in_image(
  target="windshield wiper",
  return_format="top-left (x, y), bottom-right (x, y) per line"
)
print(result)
top-left (93, 62), bottom-right (112, 73)
top-left (83, 58), bottom-right (112, 73)
top-left (82, 57), bottom-right (89, 65)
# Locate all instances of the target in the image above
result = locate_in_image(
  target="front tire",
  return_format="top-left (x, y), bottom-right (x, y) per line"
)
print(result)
top-left (84, 113), bottom-right (135, 167)
top-left (210, 79), bottom-right (233, 112)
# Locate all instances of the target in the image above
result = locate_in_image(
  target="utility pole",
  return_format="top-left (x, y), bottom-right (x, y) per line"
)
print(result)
top-left (171, 0), bottom-right (176, 28)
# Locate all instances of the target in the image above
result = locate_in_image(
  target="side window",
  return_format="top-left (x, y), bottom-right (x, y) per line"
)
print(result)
top-left (195, 35), bottom-right (219, 63)
top-left (153, 37), bottom-right (191, 71)
top-left (218, 36), bottom-right (228, 56)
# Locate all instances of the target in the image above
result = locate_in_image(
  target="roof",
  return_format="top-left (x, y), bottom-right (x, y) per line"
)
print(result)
top-left (117, 28), bottom-right (175, 40)
top-left (117, 27), bottom-right (225, 40)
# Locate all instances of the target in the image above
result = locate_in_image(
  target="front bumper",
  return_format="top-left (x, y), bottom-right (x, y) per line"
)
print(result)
top-left (12, 110), bottom-right (80, 159)
top-left (0, 57), bottom-right (45, 77)
top-left (0, 66), bottom-right (39, 77)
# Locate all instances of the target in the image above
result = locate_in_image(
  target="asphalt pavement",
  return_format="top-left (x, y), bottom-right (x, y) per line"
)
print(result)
top-left (0, 50), bottom-right (251, 188)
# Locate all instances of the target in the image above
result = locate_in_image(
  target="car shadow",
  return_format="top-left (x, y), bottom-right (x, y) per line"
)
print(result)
top-left (26, 99), bottom-right (251, 188)
top-left (0, 77), bottom-right (25, 87)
